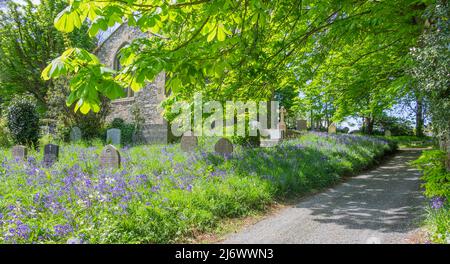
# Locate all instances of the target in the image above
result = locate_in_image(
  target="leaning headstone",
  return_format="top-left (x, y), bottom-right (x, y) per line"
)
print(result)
top-left (106, 128), bottom-right (121, 145)
top-left (385, 130), bottom-right (391, 137)
top-left (296, 119), bottom-right (307, 131)
top-left (181, 134), bottom-right (198, 152)
top-left (328, 123), bottom-right (337, 134)
top-left (214, 138), bottom-right (233, 156)
top-left (70, 127), bottom-right (82, 142)
top-left (12, 145), bottom-right (27, 161)
top-left (43, 144), bottom-right (59, 167)
top-left (100, 145), bottom-right (121, 169)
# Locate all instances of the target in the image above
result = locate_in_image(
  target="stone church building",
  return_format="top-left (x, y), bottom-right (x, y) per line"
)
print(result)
top-left (96, 24), bottom-right (169, 143)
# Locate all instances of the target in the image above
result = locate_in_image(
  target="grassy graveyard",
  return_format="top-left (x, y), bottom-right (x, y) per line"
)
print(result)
top-left (0, 133), bottom-right (395, 243)
top-left (0, 0), bottom-right (447, 247)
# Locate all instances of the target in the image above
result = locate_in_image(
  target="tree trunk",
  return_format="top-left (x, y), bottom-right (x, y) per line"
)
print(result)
top-left (415, 95), bottom-right (424, 137)
top-left (446, 133), bottom-right (450, 172)
top-left (438, 133), bottom-right (450, 172)
top-left (324, 102), bottom-right (330, 128)
top-left (361, 116), bottom-right (366, 132)
top-left (364, 116), bottom-right (374, 135)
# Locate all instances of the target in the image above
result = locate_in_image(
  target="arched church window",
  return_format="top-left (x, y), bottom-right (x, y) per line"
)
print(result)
top-left (113, 44), bottom-right (134, 98)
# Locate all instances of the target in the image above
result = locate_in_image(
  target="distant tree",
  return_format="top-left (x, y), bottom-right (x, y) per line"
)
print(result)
top-left (374, 113), bottom-right (414, 136)
top-left (0, 0), bottom-right (96, 106)
top-left (397, 85), bottom-right (429, 137)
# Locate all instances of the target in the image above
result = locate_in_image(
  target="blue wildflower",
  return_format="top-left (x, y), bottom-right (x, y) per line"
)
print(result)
top-left (54, 224), bottom-right (73, 237)
top-left (430, 196), bottom-right (446, 210)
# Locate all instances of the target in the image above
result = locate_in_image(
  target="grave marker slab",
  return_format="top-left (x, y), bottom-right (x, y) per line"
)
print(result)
top-left (385, 130), bottom-right (391, 137)
top-left (214, 138), bottom-right (233, 155)
top-left (100, 145), bottom-right (121, 169)
top-left (12, 145), bottom-right (27, 161)
top-left (328, 123), bottom-right (337, 134)
top-left (107, 128), bottom-right (121, 145)
top-left (70, 127), bottom-right (82, 142)
top-left (181, 134), bottom-right (198, 152)
top-left (44, 144), bottom-right (59, 167)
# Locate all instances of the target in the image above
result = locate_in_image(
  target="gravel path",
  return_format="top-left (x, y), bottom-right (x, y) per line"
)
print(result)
top-left (224, 149), bottom-right (426, 244)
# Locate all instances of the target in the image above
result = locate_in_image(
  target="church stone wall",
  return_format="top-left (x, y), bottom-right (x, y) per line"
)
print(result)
top-left (96, 24), bottom-right (168, 144)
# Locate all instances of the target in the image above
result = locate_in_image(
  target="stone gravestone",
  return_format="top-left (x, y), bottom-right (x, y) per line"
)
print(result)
top-left (214, 138), bottom-right (233, 156)
top-left (106, 128), bottom-right (121, 145)
top-left (12, 145), bottom-right (27, 161)
top-left (385, 130), bottom-right (391, 137)
top-left (181, 134), bottom-right (198, 152)
top-left (328, 123), bottom-right (337, 134)
top-left (296, 119), bottom-right (307, 131)
top-left (70, 127), bottom-right (82, 142)
top-left (43, 144), bottom-right (59, 167)
top-left (100, 144), bottom-right (121, 169)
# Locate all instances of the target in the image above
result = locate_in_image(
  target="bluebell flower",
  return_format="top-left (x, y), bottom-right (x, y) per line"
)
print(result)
top-left (54, 224), bottom-right (73, 237)
top-left (430, 196), bottom-right (446, 209)
top-left (67, 238), bottom-right (83, 244)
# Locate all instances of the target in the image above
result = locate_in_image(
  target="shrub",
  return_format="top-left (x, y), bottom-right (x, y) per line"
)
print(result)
top-left (231, 135), bottom-right (260, 147)
top-left (5, 95), bottom-right (40, 147)
top-left (425, 202), bottom-right (450, 244)
top-left (413, 150), bottom-right (450, 244)
top-left (45, 78), bottom-right (110, 141)
top-left (413, 150), bottom-right (450, 199)
top-left (390, 135), bottom-right (434, 148)
top-left (375, 114), bottom-right (414, 136)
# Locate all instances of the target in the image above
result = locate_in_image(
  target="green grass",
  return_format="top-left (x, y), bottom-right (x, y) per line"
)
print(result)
top-left (413, 149), bottom-right (450, 243)
top-left (0, 132), bottom-right (395, 243)
top-left (425, 204), bottom-right (450, 244)
top-left (386, 135), bottom-right (434, 148)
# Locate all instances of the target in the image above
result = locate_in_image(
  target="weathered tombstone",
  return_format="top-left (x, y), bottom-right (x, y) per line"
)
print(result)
top-left (43, 144), bottom-right (59, 167)
top-left (385, 130), bottom-right (391, 137)
top-left (106, 128), bottom-right (121, 145)
top-left (328, 123), bottom-right (337, 134)
top-left (296, 119), bottom-right (307, 131)
top-left (12, 145), bottom-right (27, 161)
top-left (100, 145), bottom-right (121, 169)
top-left (214, 138), bottom-right (233, 156)
top-left (279, 107), bottom-right (287, 137)
top-left (181, 134), bottom-right (198, 152)
top-left (70, 127), bottom-right (82, 142)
